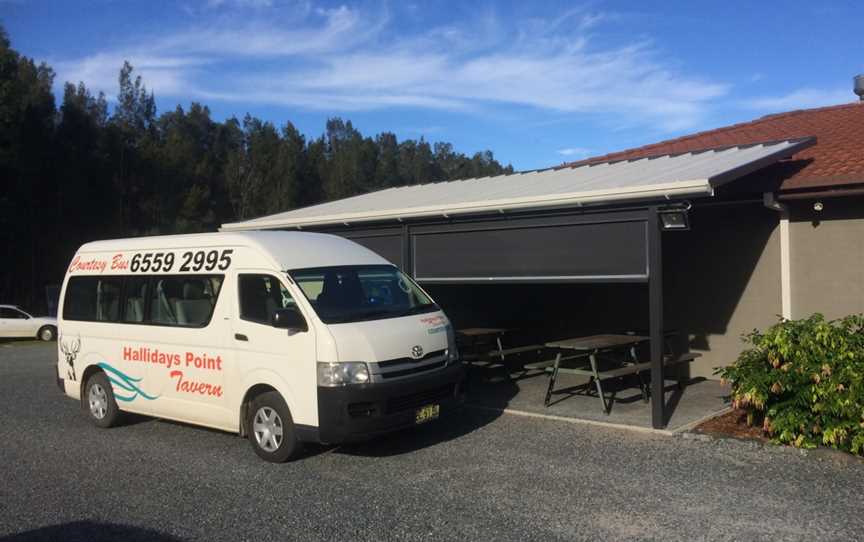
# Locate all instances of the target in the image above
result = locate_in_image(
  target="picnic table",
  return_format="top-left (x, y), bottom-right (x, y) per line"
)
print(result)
top-left (456, 328), bottom-right (546, 382)
top-left (456, 328), bottom-right (508, 362)
top-left (540, 334), bottom-right (647, 412)
top-left (534, 334), bottom-right (702, 414)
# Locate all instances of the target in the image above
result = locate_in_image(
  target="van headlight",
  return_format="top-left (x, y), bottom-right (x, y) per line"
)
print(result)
top-left (317, 362), bottom-right (370, 387)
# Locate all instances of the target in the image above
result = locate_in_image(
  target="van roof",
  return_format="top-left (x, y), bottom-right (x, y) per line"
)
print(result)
top-left (76, 231), bottom-right (389, 271)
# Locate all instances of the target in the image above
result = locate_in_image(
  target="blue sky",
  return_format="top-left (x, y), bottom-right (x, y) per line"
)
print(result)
top-left (2, 0), bottom-right (863, 170)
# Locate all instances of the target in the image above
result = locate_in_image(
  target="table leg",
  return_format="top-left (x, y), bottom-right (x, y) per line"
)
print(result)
top-left (631, 345), bottom-right (649, 403)
top-left (544, 352), bottom-right (562, 407)
top-left (589, 353), bottom-right (610, 414)
top-left (496, 334), bottom-right (512, 382)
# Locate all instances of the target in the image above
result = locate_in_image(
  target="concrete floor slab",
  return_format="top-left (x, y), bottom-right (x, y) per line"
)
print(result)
top-left (466, 365), bottom-right (731, 431)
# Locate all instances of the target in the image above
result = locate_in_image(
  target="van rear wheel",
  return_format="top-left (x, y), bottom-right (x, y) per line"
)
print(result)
top-left (248, 391), bottom-right (300, 462)
top-left (85, 372), bottom-right (121, 428)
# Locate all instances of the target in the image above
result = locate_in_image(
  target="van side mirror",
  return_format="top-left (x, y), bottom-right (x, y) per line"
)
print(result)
top-left (271, 307), bottom-right (307, 332)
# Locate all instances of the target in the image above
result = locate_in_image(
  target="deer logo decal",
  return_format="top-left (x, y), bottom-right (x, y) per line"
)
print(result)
top-left (59, 335), bottom-right (81, 382)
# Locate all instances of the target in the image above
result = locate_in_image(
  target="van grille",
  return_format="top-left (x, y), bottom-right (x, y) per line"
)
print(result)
top-left (386, 384), bottom-right (454, 414)
top-left (347, 402), bottom-right (378, 418)
top-left (373, 349), bottom-right (448, 382)
top-left (378, 349), bottom-right (446, 368)
top-left (381, 361), bottom-right (447, 380)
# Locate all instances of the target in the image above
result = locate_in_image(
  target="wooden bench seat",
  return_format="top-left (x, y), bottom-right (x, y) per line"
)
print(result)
top-left (483, 344), bottom-right (545, 360)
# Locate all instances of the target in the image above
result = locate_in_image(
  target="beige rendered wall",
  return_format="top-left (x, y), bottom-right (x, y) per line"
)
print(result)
top-left (789, 197), bottom-right (864, 320)
top-left (663, 203), bottom-right (783, 378)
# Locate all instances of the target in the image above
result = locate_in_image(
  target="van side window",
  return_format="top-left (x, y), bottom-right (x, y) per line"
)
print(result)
top-left (239, 274), bottom-right (296, 325)
top-left (123, 276), bottom-right (149, 323)
top-left (96, 278), bottom-right (122, 321)
top-left (63, 277), bottom-right (122, 322)
top-left (150, 276), bottom-right (223, 327)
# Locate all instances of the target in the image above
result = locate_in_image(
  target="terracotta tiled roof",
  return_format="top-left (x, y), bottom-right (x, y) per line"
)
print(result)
top-left (561, 102), bottom-right (864, 193)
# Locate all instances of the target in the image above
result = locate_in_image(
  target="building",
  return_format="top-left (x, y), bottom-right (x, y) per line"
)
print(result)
top-left (222, 94), bottom-right (864, 427)
top-left (564, 101), bottom-right (864, 378)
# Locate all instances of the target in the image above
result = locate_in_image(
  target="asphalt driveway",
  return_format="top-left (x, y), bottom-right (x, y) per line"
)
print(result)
top-left (1, 341), bottom-right (862, 541)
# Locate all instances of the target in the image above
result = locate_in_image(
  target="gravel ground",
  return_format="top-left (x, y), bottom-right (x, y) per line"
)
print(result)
top-left (1, 341), bottom-right (862, 541)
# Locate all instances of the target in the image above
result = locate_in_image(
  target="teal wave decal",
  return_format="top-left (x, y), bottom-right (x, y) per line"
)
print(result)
top-left (97, 362), bottom-right (160, 402)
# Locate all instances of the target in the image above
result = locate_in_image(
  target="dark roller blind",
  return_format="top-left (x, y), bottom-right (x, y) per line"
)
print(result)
top-left (413, 221), bottom-right (647, 280)
top-left (344, 234), bottom-right (403, 267)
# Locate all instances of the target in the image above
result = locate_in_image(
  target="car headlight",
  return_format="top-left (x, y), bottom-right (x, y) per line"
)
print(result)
top-left (317, 362), bottom-right (370, 387)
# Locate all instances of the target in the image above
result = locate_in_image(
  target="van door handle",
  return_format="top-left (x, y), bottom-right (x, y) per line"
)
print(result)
top-left (234, 333), bottom-right (248, 342)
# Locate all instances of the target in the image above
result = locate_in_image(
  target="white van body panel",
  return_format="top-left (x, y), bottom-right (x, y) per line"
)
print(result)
top-left (57, 231), bottom-right (463, 443)
top-left (327, 312), bottom-right (451, 371)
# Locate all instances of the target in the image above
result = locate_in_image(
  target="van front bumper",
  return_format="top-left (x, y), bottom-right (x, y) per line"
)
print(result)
top-left (313, 363), bottom-right (465, 444)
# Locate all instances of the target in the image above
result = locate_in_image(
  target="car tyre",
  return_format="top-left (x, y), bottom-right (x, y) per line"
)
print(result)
top-left (37, 325), bottom-right (56, 342)
top-left (248, 391), bottom-right (300, 462)
top-left (84, 372), bottom-right (121, 428)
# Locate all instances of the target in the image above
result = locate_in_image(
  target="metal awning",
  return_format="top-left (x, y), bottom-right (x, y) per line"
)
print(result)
top-left (221, 138), bottom-right (814, 231)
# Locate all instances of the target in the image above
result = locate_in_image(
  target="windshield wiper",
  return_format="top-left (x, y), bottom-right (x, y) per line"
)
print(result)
top-left (353, 309), bottom-right (396, 322)
top-left (399, 304), bottom-right (438, 317)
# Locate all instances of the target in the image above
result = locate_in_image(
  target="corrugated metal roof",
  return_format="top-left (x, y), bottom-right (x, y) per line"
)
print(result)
top-left (561, 101), bottom-right (864, 193)
top-left (221, 138), bottom-right (814, 231)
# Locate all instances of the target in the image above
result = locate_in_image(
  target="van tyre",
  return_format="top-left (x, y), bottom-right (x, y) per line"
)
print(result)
top-left (38, 326), bottom-right (55, 341)
top-left (84, 372), bottom-right (121, 428)
top-left (248, 392), bottom-right (300, 462)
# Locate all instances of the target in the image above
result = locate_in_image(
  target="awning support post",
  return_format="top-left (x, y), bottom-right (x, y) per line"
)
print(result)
top-left (401, 223), bottom-right (413, 276)
top-left (648, 208), bottom-right (666, 429)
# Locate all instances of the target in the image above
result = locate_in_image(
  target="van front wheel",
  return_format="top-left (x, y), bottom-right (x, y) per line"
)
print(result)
top-left (248, 392), bottom-right (300, 462)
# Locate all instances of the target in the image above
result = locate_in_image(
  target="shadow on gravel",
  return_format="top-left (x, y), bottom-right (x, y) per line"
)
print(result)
top-left (334, 406), bottom-right (505, 458)
top-left (1, 521), bottom-right (182, 542)
top-left (334, 369), bottom-right (518, 458)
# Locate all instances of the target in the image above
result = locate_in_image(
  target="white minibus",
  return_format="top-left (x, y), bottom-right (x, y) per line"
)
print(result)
top-left (57, 231), bottom-right (465, 462)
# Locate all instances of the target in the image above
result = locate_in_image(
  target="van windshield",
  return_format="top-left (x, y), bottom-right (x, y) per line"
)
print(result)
top-left (289, 265), bottom-right (438, 324)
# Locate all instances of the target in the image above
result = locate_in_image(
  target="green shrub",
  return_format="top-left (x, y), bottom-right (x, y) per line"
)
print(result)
top-left (716, 313), bottom-right (864, 455)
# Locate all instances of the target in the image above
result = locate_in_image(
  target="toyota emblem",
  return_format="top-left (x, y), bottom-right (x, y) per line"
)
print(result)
top-left (410, 345), bottom-right (424, 359)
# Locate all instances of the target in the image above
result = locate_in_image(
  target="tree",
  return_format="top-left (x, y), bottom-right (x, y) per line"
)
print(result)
top-left (267, 122), bottom-right (306, 214)
top-left (374, 132), bottom-right (401, 188)
top-left (0, 26), bottom-right (57, 310)
top-left (55, 82), bottom-right (114, 248)
top-left (225, 114), bottom-right (282, 220)
top-left (108, 61), bottom-right (159, 233)
top-left (0, 26), bottom-right (514, 312)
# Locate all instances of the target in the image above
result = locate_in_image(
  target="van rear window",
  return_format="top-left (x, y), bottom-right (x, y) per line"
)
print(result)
top-left (63, 275), bottom-right (223, 327)
top-left (63, 277), bottom-right (122, 322)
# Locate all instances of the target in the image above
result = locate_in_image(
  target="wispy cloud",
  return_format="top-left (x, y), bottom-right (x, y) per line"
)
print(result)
top-left (53, 53), bottom-right (205, 100)
top-left (556, 147), bottom-right (592, 158)
top-left (744, 88), bottom-right (853, 111)
top-left (157, 6), bottom-right (376, 57)
top-left (52, 2), bottom-right (727, 131)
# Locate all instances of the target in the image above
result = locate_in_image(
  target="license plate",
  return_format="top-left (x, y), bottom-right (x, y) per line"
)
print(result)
top-left (415, 404), bottom-right (440, 424)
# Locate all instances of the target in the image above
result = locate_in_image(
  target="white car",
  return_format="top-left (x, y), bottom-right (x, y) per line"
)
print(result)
top-left (0, 305), bottom-right (57, 341)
